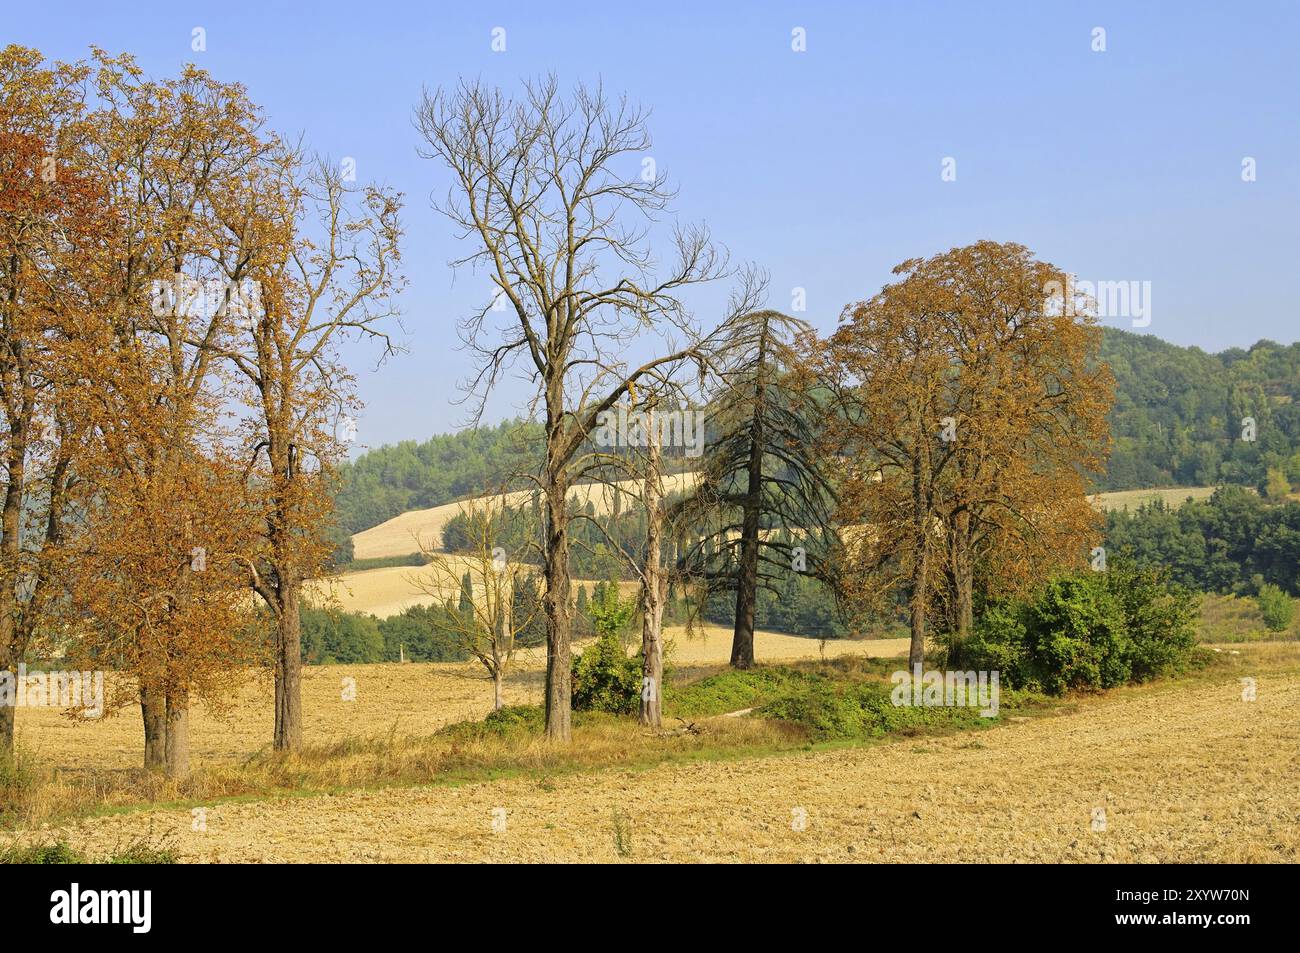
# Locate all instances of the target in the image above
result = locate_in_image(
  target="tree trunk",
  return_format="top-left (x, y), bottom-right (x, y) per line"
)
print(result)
top-left (0, 436), bottom-right (23, 758)
top-left (0, 700), bottom-right (13, 757)
top-left (909, 450), bottom-right (930, 668)
top-left (951, 511), bottom-right (974, 659)
top-left (640, 434), bottom-right (665, 727)
top-left (141, 685), bottom-right (166, 771)
top-left (909, 550), bottom-right (929, 668)
top-left (164, 689), bottom-right (190, 780)
top-left (542, 472), bottom-right (572, 742)
top-left (274, 581), bottom-right (303, 752)
top-left (731, 320), bottom-right (770, 670)
top-left (493, 668), bottom-right (504, 711)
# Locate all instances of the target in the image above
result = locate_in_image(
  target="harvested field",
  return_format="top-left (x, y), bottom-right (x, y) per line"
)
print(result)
top-left (10, 626), bottom-right (905, 774)
top-left (34, 647), bottom-right (1300, 863)
top-left (350, 472), bottom-right (699, 561)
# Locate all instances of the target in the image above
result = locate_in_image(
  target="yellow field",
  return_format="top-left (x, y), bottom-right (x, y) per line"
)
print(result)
top-left (309, 559), bottom-right (641, 617)
top-left (333, 481), bottom-right (1218, 618)
top-left (1090, 485), bottom-right (1220, 511)
top-left (22, 644), bottom-right (1298, 863)
top-left (9, 625), bottom-right (907, 775)
top-left (351, 472), bottom-right (699, 561)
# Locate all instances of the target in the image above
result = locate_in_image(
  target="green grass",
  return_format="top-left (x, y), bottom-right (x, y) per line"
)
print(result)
top-left (1198, 592), bottom-right (1300, 643)
top-left (667, 656), bottom-right (1043, 741)
top-left (0, 834), bottom-right (178, 864)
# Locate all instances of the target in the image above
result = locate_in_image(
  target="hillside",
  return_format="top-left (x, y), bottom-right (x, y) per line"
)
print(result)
top-left (334, 330), bottom-right (1300, 538)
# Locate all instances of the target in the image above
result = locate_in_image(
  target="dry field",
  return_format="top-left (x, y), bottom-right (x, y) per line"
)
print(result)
top-left (10, 626), bottom-right (907, 775)
top-left (351, 472), bottom-right (699, 561)
top-left (30, 645), bottom-right (1300, 863)
top-left (309, 559), bottom-right (641, 618)
top-left (1089, 485), bottom-right (1220, 511)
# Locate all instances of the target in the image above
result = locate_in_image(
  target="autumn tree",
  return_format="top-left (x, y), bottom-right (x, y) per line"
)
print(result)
top-left (210, 153), bottom-right (403, 753)
top-left (932, 242), bottom-right (1112, 653)
top-left (0, 48), bottom-right (104, 753)
top-left (676, 308), bottom-right (837, 669)
top-left (74, 51), bottom-right (278, 768)
top-left (821, 242), bottom-right (1112, 666)
top-left (415, 77), bottom-right (733, 741)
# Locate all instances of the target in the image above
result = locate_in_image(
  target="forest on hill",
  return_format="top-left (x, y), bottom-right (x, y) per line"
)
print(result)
top-left (334, 329), bottom-right (1300, 536)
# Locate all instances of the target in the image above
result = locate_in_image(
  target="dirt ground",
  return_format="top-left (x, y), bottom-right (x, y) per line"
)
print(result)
top-left (34, 661), bottom-right (1300, 863)
top-left (12, 627), bottom-right (908, 774)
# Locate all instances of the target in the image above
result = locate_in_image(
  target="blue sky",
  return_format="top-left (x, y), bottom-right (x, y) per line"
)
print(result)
top-left (6, 1), bottom-right (1299, 447)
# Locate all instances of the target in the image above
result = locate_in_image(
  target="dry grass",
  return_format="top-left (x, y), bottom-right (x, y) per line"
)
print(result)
top-left (2, 624), bottom-right (904, 828)
top-left (11, 644), bottom-right (1296, 863)
top-left (1198, 592), bottom-right (1300, 643)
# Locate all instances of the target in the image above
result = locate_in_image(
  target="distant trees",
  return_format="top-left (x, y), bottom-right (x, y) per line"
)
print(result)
top-left (1105, 486), bottom-right (1300, 596)
top-left (416, 76), bottom-right (735, 741)
top-left (334, 420), bottom-right (544, 534)
top-left (1099, 329), bottom-right (1300, 493)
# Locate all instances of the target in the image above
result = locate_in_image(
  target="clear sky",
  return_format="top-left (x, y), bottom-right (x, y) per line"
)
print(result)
top-left (6, 1), bottom-right (1299, 449)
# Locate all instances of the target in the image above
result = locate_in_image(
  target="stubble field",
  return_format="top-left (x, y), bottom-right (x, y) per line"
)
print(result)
top-left (25, 645), bottom-right (1299, 863)
top-left (7, 639), bottom-right (1297, 863)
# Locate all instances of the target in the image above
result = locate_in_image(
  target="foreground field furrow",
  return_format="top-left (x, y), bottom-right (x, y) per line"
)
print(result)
top-left (47, 672), bottom-right (1300, 863)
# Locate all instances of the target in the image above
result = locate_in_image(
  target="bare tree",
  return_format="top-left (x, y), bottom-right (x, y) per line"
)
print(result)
top-left (415, 76), bottom-right (731, 741)
top-left (410, 498), bottom-right (538, 710)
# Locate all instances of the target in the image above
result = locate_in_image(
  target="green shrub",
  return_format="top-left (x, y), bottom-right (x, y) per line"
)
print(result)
top-left (964, 564), bottom-right (1198, 694)
top-left (1256, 583), bottom-right (1295, 632)
top-left (0, 841), bottom-right (86, 864)
top-left (438, 704), bottom-right (544, 741)
top-left (667, 666), bottom-right (826, 718)
top-left (758, 680), bottom-right (989, 741)
top-left (572, 581), bottom-right (642, 715)
top-left (572, 631), bottom-right (642, 715)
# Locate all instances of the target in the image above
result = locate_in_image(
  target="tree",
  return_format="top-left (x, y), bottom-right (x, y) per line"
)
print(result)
top-left (927, 242), bottom-right (1112, 652)
top-left (215, 153), bottom-right (403, 753)
top-left (0, 48), bottom-right (103, 754)
top-left (415, 77), bottom-right (733, 741)
top-left (411, 500), bottom-right (539, 709)
top-left (676, 309), bottom-right (837, 668)
top-left (69, 51), bottom-right (276, 772)
top-left (821, 243), bottom-right (1111, 666)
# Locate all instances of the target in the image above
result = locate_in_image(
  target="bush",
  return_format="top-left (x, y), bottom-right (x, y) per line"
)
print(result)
top-left (1256, 583), bottom-right (1295, 632)
top-left (572, 631), bottom-right (642, 715)
top-left (572, 581), bottom-right (642, 715)
top-left (963, 564), bottom-right (1197, 694)
top-left (758, 680), bottom-right (991, 741)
